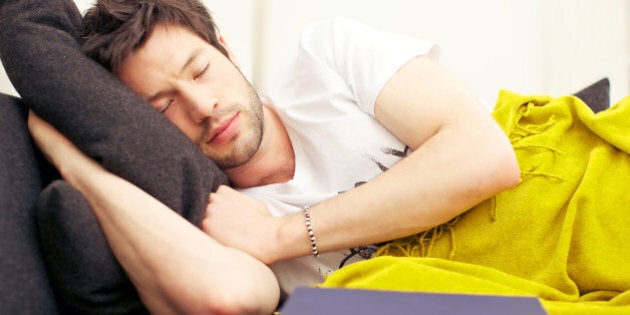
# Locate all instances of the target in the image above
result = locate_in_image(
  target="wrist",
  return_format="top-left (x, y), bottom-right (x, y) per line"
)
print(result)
top-left (59, 154), bottom-right (104, 189)
top-left (271, 212), bottom-right (314, 262)
top-left (303, 206), bottom-right (319, 257)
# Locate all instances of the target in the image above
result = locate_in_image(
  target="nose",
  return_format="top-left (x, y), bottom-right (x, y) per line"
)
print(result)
top-left (180, 86), bottom-right (218, 124)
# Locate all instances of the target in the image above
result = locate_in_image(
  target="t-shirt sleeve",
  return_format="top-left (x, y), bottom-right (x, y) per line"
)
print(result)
top-left (299, 17), bottom-right (440, 116)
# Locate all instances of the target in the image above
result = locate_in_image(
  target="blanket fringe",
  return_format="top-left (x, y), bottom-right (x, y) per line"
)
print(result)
top-left (374, 216), bottom-right (462, 259)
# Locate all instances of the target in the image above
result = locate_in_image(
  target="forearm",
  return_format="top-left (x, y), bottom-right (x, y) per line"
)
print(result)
top-left (313, 122), bottom-right (516, 248)
top-left (274, 122), bottom-right (518, 259)
top-left (200, 56), bottom-right (519, 265)
top-left (29, 113), bottom-right (279, 315)
top-left (68, 164), bottom-right (279, 315)
top-left (273, 56), bottom-right (520, 260)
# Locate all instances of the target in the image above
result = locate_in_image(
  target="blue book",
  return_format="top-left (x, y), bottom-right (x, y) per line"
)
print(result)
top-left (280, 287), bottom-right (547, 315)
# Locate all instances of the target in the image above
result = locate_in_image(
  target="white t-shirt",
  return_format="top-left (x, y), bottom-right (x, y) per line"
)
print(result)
top-left (239, 17), bottom-right (439, 294)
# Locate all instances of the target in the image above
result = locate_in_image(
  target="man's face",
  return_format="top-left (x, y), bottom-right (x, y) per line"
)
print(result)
top-left (118, 24), bottom-right (263, 169)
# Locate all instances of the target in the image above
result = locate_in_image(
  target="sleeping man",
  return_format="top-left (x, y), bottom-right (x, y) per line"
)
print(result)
top-left (7, 0), bottom-right (630, 314)
top-left (14, 1), bottom-right (630, 314)
top-left (22, 0), bottom-right (519, 313)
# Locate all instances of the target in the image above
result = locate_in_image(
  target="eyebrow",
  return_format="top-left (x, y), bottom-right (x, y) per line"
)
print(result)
top-left (147, 47), bottom-right (204, 102)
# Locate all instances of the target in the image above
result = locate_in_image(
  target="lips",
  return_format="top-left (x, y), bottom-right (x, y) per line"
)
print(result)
top-left (207, 113), bottom-right (240, 145)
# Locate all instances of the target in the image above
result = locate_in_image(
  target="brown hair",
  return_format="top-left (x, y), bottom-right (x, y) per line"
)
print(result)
top-left (82, 0), bottom-right (228, 74)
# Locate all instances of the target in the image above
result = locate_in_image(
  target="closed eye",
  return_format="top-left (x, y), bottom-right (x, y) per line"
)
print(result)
top-left (158, 99), bottom-right (174, 113)
top-left (194, 63), bottom-right (209, 80)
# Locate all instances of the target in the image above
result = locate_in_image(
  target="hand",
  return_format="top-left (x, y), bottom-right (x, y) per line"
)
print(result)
top-left (201, 185), bottom-right (282, 264)
top-left (27, 111), bottom-right (91, 179)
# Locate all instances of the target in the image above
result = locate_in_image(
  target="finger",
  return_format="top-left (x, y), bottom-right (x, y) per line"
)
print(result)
top-left (27, 112), bottom-right (57, 162)
top-left (215, 184), bottom-right (233, 195)
top-left (28, 111), bottom-right (71, 151)
top-left (27, 111), bottom-right (47, 140)
top-left (208, 190), bottom-right (225, 202)
top-left (27, 112), bottom-right (95, 175)
top-left (200, 216), bottom-right (213, 234)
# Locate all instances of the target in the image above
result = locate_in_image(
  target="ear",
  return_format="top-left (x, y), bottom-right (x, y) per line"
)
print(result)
top-left (217, 33), bottom-right (240, 68)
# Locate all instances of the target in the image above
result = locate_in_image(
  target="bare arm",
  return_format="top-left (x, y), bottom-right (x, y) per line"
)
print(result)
top-left (299, 56), bottom-right (520, 252)
top-left (204, 56), bottom-right (519, 264)
top-left (28, 113), bottom-right (279, 315)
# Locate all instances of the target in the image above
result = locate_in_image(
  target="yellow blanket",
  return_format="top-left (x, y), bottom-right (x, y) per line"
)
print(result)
top-left (320, 90), bottom-right (630, 314)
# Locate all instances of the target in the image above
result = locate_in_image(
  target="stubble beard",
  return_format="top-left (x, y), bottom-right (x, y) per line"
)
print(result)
top-left (198, 91), bottom-right (264, 169)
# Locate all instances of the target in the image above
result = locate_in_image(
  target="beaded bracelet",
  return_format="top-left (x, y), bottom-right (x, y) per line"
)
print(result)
top-left (303, 206), bottom-right (320, 257)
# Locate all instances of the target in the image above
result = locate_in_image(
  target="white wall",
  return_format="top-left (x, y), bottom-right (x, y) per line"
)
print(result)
top-left (0, 60), bottom-right (17, 97)
top-left (256, 0), bottom-right (547, 106)
top-left (256, 0), bottom-right (629, 105)
top-left (1, 0), bottom-right (628, 106)
top-left (543, 0), bottom-right (628, 103)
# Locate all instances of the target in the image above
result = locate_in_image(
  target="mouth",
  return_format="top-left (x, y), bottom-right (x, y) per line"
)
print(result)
top-left (207, 113), bottom-right (240, 145)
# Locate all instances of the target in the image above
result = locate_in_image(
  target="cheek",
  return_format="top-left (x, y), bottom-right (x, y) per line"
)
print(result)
top-left (164, 110), bottom-right (199, 141)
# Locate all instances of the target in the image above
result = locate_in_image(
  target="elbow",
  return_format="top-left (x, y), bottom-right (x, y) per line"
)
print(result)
top-left (155, 265), bottom-right (279, 315)
top-left (184, 289), bottom-right (275, 315)
top-left (199, 298), bottom-right (266, 315)
top-left (491, 143), bottom-right (521, 192)
top-left (194, 271), bottom-right (280, 315)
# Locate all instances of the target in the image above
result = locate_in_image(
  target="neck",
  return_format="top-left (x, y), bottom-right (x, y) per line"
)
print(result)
top-left (225, 103), bottom-right (295, 188)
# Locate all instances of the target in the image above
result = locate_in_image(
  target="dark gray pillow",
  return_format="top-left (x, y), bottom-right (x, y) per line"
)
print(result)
top-left (573, 78), bottom-right (610, 113)
top-left (0, 93), bottom-right (58, 314)
top-left (0, 0), bottom-right (228, 314)
top-left (0, 0), bottom-right (227, 222)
